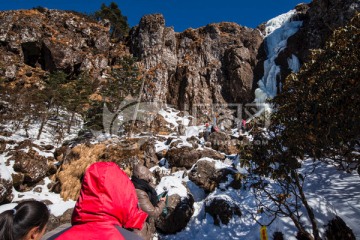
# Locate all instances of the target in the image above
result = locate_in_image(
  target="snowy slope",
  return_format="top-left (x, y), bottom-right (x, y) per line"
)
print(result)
top-left (156, 159), bottom-right (360, 240)
top-left (1, 106), bottom-right (359, 240)
top-left (145, 108), bottom-right (360, 239)
top-left (0, 117), bottom-right (80, 216)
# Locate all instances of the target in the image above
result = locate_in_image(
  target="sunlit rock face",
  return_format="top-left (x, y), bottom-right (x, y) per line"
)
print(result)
top-left (188, 159), bottom-right (233, 193)
top-left (129, 14), bottom-right (264, 113)
top-left (0, 9), bottom-right (110, 85)
top-left (1, 0), bottom-right (357, 114)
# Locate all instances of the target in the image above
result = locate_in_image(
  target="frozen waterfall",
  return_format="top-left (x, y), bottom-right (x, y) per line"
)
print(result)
top-left (255, 10), bottom-right (303, 112)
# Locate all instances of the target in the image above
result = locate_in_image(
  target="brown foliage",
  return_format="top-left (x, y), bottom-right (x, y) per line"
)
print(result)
top-left (58, 143), bottom-right (106, 200)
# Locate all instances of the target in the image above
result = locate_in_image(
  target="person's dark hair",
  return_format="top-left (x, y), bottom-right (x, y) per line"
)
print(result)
top-left (0, 200), bottom-right (50, 240)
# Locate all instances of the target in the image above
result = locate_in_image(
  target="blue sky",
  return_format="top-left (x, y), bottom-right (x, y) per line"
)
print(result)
top-left (0, 0), bottom-right (309, 32)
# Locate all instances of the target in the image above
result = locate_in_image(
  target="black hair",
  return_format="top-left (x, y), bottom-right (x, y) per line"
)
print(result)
top-left (0, 200), bottom-right (50, 240)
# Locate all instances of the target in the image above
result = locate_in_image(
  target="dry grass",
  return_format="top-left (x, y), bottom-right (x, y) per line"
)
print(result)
top-left (57, 143), bottom-right (106, 200)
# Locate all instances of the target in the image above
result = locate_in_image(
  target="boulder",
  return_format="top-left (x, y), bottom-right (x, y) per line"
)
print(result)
top-left (186, 136), bottom-right (200, 149)
top-left (188, 159), bottom-right (233, 192)
top-left (149, 114), bottom-right (173, 134)
top-left (208, 131), bottom-right (240, 154)
top-left (10, 149), bottom-right (53, 186)
top-left (155, 193), bottom-right (194, 234)
top-left (205, 197), bottom-right (242, 225)
top-left (166, 146), bottom-right (225, 169)
top-left (11, 173), bottom-right (24, 188)
top-left (46, 208), bottom-right (73, 232)
top-left (325, 216), bottom-right (355, 240)
top-left (201, 148), bottom-right (226, 161)
top-left (166, 146), bottom-right (201, 169)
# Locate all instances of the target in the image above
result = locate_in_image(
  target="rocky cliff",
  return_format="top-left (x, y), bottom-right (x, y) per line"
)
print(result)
top-left (0, 9), bottom-right (112, 86)
top-left (129, 14), bottom-right (264, 113)
top-left (0, 0), bottom-right (358, 114)
top-left (0, 8), bottom-right (264, 119)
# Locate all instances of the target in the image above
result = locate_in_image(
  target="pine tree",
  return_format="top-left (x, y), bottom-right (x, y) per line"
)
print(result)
top-left (86, 56), bottom-right (142, 134)
top-left (36, 71), bottom-right (68, 139)
top-left (94, 2), bottom-right (130, 40)
top-left (62, 72), bottom-right (95, 133)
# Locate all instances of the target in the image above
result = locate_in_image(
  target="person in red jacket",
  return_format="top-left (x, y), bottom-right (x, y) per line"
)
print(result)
top-left (51, 162), bottom-right (148, 240)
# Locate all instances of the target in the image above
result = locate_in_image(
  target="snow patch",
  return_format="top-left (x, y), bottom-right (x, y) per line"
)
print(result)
top-left (158, 108), bottom-right (191, 128)
top-left (288, 54), bottom-right (301, 73)
top-left (156, 175), bottom-right (188, 198)
top-left (185, 126), bottom-right (200, 138)
top-left (49, 201), bottom-right (76, 217)
top-left (0, 156), bottom-right (11, 181)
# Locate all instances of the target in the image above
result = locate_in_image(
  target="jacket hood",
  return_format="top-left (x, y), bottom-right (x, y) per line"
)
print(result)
top-left (71, 162), bottom-right (147, 229)
top-left (132, 165), bottom-right (153, 183)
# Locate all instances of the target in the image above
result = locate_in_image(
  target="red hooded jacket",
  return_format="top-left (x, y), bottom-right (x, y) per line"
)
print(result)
top-left (55, 162), bottom-right (148, 240)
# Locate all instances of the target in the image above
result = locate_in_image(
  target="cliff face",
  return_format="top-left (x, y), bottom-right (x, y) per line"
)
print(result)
top-left (291, 0), bottom-right (360, 62)
top-left (0, 0), bottom-right (358, 112)
top-left (0, 9), bottom-right (263, 114)
top-left (0, 9), bottom-right (111, 85)
top-left (129, 14), bottom-right (264, 112)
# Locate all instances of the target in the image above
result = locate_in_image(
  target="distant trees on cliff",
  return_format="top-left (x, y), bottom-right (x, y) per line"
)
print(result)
top-left (32, 2), bottom-right (130, 41)
top-left (0, 53), bottom-right (142, 142)
top-left (94, 2), bottom-right (130, 40)
top-left (85, 56), bottom-right (143, 133)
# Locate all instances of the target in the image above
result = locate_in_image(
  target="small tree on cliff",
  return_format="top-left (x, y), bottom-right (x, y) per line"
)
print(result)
top-left (36, 71), bottom-right (69, 139)
top-left (38, 71), bottom-right (98, 139)
top-left (95, 2), bottom-right (130, 40)
top-left (86, 56), bottom-right (142, 134)
top-left (62, 72), bottom-right (96, 134)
